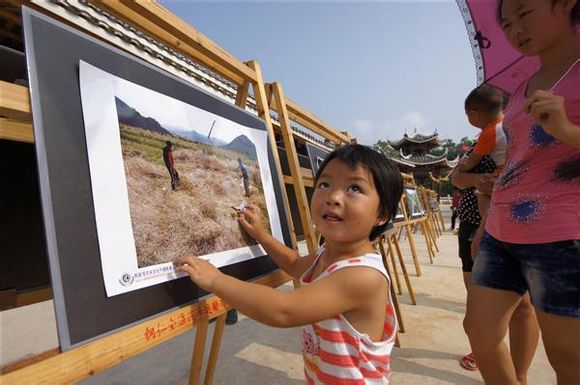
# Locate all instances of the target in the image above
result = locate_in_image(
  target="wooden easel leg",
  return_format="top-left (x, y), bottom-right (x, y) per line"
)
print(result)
top-left (378, 236), bottom-right (405, 334)
top-left (421, 222), bottom-right (435, 264)
top-left (438, 211), bottom-right (445, 232)
top-left (391, 234), bottom-right (417, 305)
top-left (405, 225), bottom-right (422, 277)
top-left (389, 276), bottom-right (405, 334)
top-left (425, 218), bottom-right (439, 253)
top-left (433, 214), bottom-right (442, 237)
top-left (381, 237), bottom-right (402, 295)
top-left (189, 317), bottom-right (209, 385)
top-left (203, 314), bottom-right (227, 385)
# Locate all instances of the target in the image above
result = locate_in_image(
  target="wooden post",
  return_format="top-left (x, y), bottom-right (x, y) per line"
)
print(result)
top-left (377, 239), bottom-right (405, 335)
top-left (203, 314), bottom-right (227, 385)
top-left (270, 82), bottom-right (317, 256)
top-left (389, 233), bottom-right (417, 305)
top-left (189, 318), bottom-right (210, 385)
top-left (246, 62), bottom-right (298, 252)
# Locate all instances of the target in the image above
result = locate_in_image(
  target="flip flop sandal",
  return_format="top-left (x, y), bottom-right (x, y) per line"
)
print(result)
top-left (460, 352), bottom-right (479, 371)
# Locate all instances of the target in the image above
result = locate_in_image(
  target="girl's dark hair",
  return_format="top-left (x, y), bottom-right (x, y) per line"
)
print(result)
top-left (313, 144), bottom-right (404, 241)
top-left (497, 0), bottom-right (580, 25)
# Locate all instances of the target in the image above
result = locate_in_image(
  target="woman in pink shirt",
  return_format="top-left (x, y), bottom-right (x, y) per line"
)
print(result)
top-left (465, 1), bottom-right (580, 384)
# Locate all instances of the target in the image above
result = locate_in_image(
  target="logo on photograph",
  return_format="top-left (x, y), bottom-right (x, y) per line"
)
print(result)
top-left (119, 273), bottom-right (135, 286)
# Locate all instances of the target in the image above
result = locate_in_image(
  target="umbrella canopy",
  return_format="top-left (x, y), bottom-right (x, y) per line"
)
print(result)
top-left (457, 0), bottom-right (541, 94)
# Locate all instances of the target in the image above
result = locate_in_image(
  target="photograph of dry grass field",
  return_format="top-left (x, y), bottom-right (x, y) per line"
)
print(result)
top-left (117, 119), bottom-right (272, 268)
top-left (80, 61), bottom-right (284, 296)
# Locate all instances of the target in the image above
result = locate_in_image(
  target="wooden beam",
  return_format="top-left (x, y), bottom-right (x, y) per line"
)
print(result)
top-left (0, 82), bottom-right (31, 121)
top-left (283, 174), bottom-right (314, 188)
top-left (285, 98), bottom-right (350, 144)
top-left (0, 118), bottom-right (34, 143)
top-left (247, 60), bottom-right (299, 250)
top-left (91, 1), bottom-right (256, 85)
top-left (235, 80), bottom-right (250, 108)
top-left (16, 287), bottom-right (52, 308)
top-left (0, 270), bottom-right (290, 383)
top-left (271, 82), bottom-right (317, 256)
top-left (1, 349), bottom-right (60, 376)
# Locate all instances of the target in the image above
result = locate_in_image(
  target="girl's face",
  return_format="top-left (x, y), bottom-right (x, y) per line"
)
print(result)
top-left (500, 0), bottom-right (575, 55)
top-left (310, 159), bottom-right (385, 245)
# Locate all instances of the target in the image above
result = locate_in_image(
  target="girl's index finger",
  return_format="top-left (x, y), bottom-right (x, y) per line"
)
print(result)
top-left (175, 254), bottom-right (196, 266)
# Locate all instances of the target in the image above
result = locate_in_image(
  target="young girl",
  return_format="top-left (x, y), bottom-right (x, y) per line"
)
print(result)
top-left (465, 1), bottom-right (580, 384)
top-left (176, 144), bottom-right (403, 384)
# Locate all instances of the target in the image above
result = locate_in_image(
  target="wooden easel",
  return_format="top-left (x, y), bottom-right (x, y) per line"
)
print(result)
top-left (0, 1), bottom-right (352, 384)
top-left (264, 82), bottom-right (350, 283)
top-left (401, 174), bottom-right (439, 265)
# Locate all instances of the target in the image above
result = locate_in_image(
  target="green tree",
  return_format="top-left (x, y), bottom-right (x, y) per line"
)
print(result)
top-left (373, 139), bottom-right (398, 158)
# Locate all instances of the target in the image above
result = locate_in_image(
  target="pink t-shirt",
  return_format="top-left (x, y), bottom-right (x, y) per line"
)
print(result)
top-left (486, 60), bottom-right (580, 244)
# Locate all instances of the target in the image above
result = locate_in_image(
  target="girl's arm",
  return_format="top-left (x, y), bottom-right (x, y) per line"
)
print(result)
top-left (176, 255), bottom-right (385, 328)
top-left (526, 90), bottom-right (580, 149)
top-left (238, 204), bottom-right (315, 278)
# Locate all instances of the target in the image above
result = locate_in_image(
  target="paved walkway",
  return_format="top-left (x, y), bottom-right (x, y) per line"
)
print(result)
top-left (3, 209), bottom-right (554, 384)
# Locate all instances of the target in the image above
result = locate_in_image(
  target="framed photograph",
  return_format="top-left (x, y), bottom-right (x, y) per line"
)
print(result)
top-left (393, 200), bottom-right (406, 223)
top-left (404, 188), bottom-right (425, 219)
top-left (428, 195), bottom-right (440, 212)
top-left (23, 8), bottom-right (290, 349)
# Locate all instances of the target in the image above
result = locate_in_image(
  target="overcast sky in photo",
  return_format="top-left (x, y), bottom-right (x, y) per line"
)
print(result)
top-left (161, 1), bottom-right (481, 145)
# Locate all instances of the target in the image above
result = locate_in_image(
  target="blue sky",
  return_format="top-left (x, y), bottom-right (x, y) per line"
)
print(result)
top-left (161, 1), bottom-right (480, 145)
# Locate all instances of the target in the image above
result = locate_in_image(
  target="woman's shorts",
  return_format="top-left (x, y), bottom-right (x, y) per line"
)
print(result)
top-left (472, 232), bottom-right (580, 317)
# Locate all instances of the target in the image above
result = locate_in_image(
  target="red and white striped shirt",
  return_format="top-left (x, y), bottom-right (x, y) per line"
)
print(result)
top-left (300, 246), bottom-right (397, 384)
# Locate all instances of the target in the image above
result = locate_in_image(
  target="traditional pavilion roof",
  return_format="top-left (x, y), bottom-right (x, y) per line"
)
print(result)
top-left (388, 156), bottom-right (416, 168)
top-left (398, 148), bottom-right (459, 168)
top-left (388, 130), bottom-right (441, 149)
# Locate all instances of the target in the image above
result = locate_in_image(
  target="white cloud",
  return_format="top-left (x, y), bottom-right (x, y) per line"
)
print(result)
top-left (381, 111), bottom-right (433, 141)
top-left (350, 118), bottom-right (375, 145)
top-left (349, 111), bottom-right (434, 145)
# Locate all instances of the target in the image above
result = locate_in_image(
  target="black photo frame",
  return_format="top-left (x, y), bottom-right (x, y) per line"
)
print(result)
top-left (23, 8), bottom-right (291, 350)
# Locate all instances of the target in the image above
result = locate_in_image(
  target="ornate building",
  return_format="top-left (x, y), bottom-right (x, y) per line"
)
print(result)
top-left (388, 131), bottom-right (458, 189)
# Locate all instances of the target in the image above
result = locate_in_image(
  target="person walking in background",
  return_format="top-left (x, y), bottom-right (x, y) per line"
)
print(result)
top-left (177, 145), bottom-right (403, 384)
top-left (465, 1), bottom-right (580, 383)
top-left (162, 140), bottom-right (179, 191)
top-left (450, 188), bottom-right (462, 231)
top-left (238, 158), bottom-right (250, 197)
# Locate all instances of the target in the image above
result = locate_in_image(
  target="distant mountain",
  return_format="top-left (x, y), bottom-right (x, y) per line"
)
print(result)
top-left (115, 97), bottom-right (171, 136)
top-left (170, 129), bottom-right (228, 147)
top-left (223, 135), bottom-right (257, 160)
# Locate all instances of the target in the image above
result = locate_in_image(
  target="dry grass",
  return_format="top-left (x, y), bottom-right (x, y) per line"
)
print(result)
top-left (120, 125), bottom-right (271, 267)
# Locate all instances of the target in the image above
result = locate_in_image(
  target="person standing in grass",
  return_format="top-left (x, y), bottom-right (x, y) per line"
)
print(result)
top-left (238, 158), bottom-right (250, 197)
top-left (163, 140), bottom-right (179, 191)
